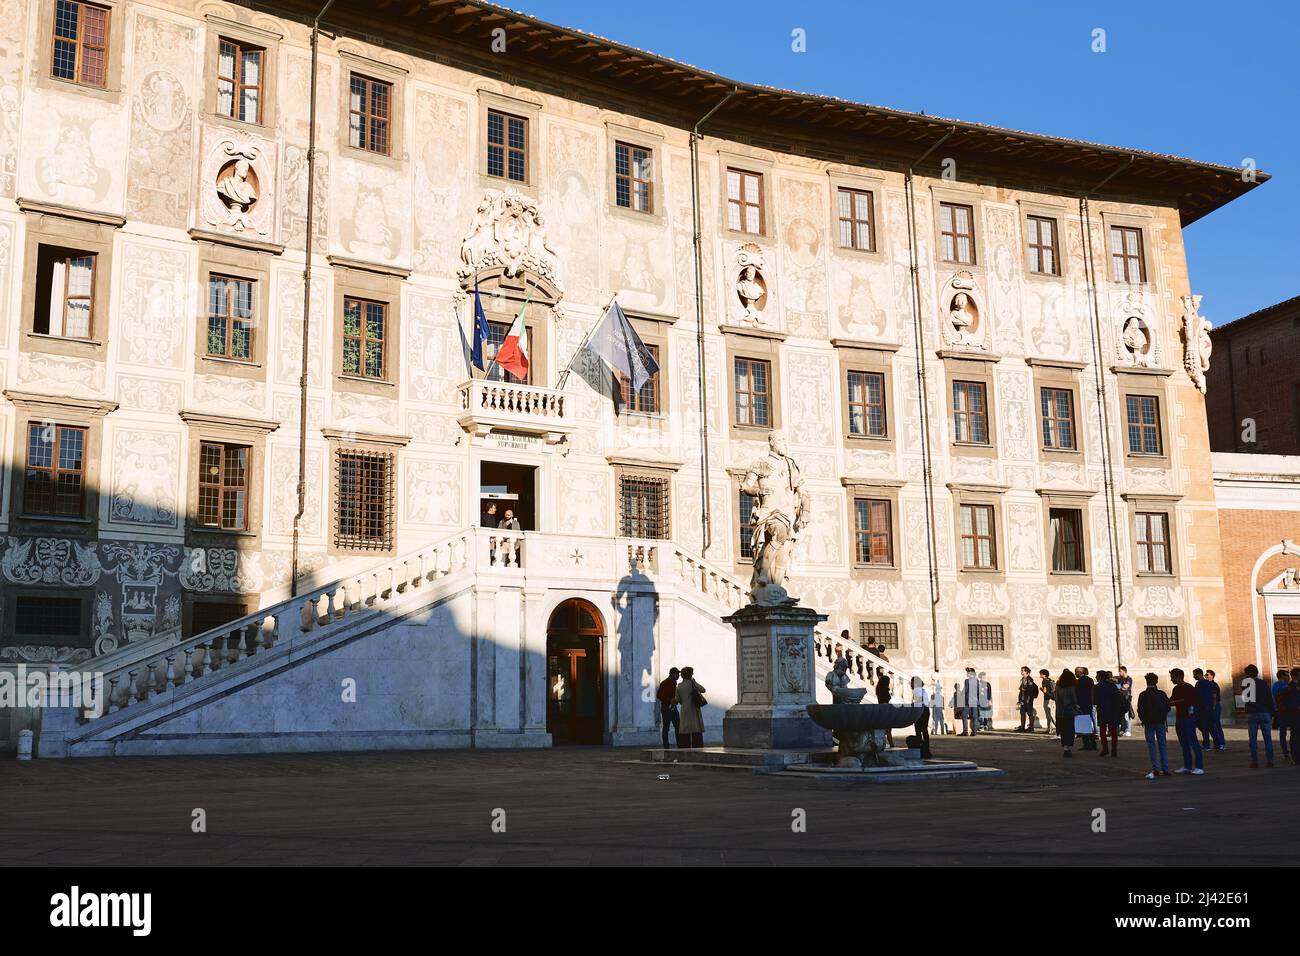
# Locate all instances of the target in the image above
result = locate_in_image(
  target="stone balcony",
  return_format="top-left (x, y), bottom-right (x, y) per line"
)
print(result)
top-left (457, 378), bottom-right (575, 445)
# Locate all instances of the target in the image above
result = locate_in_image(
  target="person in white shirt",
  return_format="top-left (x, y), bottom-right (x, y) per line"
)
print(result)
top-left (961, 668), bottom-right (982, 735)
top-left (930, 677), bottom-right (947, 735)
top-left (911, 676), bottom-right (932, 757)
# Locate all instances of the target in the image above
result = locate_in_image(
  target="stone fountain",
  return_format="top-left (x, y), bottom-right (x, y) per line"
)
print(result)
top-left (807, 658), bottom-right (927, 767)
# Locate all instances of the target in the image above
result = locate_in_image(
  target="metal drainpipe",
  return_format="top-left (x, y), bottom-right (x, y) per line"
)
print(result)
top-left (291, 0), bottom-right (336, 598)
top-left (1079, 155), bottom-right (1135, 670)
top-left (903, 127), bottom-right (954, 678)
top-left (688, 86), bottom-right (736, 557)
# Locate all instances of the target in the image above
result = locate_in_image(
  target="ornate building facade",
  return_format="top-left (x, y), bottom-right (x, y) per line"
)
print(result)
top-left (0, 0), bottom-right (1266, 753)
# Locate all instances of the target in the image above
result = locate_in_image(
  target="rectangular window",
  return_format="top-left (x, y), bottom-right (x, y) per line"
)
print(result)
top-left (14, 595), bottom-right (83, 639)
top-left (617, 343), bottom-right (659, 414)
top-left (35, 246), bottom-right (96, 339)
top-left (959, 503), bottom-right (996, 570)
top-left (1056, 623), bottom-right (1092, 651)
top-left (614, 141), bottom-right (652, 213)
top-left (1110, 226), bottom-right (1146, 283)
top-left (216, 38), bottom-right (263, 123)
top-left (1144, 624), bottom-right (1180, 652)
top-left (25, 423), bottom-right (87, 518)
top-left (939, 201), bottom-right (975, 264)
top-left (342, 297), bottom-right (387, 380)
top-left (738, 490), bottom-right (756, 560)
top-left (197, 442), bottom-right (249, 532)
top-left (51, 0), bottom-right (109, 88)
top-left (847, 370), bottom-right (886, 437)
top-left (726, 168), bottom-right (764, 235)
top-left (853, 498), bottom-right (893, 566)
top-left (207, 275), bottom-right (255, 361)
top-left (348, 73), bottom-right (391, 156)
top-left (1126, 394), bottom-right (1162, 455)
top-left (487, 109), bottom-right (527, 183)
top-left (1026, 215), bottom-right (1059, 275)
top-left (1049, 507), bottom-right (1084, 573)
top-left (967, 623), bottom-right (1005, 652)
top-left (620, 476), bottom-right (670, 540)
top-left (1135, 512), bottom-right (1171, 574)
top-left (336, 450), bottom-right (393, 551)
top-left (1039, 387), bottom-right (1076, 450)
top-left (837, 187), bottom-right (875, 251)
top-left (858, 621), bottom-right (899, 650)
top-left (952, 380), bottom-right (989, 444)
top-left (734, 357), bottom-right (771, 427)
top-left (189, 601), bottom-right (248, 639)
top-left (482, 319), bottom-right (531, 385)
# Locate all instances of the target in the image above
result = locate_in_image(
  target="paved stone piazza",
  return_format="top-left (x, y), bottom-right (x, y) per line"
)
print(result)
top-left (3, 730), bottom-right (1297, 867)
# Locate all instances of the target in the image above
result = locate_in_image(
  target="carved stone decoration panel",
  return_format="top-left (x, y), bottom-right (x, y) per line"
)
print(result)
top-left (109, 430), bottom-right (181, 528)
top-left (127, 14), bottom-right (197, 228)
top-left (0, 537), bottom-right (102, 586)
top-left (199, 127), bottom-right (277, 241)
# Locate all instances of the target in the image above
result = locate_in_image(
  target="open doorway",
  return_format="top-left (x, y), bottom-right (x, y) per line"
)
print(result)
top-left (479, 461), bottom-right (537, 531)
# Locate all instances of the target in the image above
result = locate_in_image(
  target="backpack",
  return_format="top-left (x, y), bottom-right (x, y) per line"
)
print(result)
top-left (1026, 680), bottom-right (1040, 700)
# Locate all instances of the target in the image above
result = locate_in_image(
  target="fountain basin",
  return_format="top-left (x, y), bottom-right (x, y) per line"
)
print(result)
top-left (805, 703), bottom-right (926, 731)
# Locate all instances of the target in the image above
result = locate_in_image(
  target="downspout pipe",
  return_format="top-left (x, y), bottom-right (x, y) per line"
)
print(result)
top-left (904, 126), bottom-right (955, 677)
top-left (1079, 155), bottom-right (1135, 670)
top-left (291, 0), bottom-right (336, 598)
top-left (688, 86), bottom-right (736, 557)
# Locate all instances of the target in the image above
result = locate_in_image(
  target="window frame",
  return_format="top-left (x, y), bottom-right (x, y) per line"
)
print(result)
top-left (333, 447), bottom-right (395, 553)
top-left (34, 246), bottom-right (97, 341)
top-left (347, 72), bottom-right (393, 157)
top-left (181, 410), bottom-right (277, 545)
top-left (613, 140), bottom-right (654, 214)
top-left (965, 621), bottom-right (1007, 654)
top-left (1048, 506), bottom-right (1086, 574)
top-left (618, 473), bottom-right (671, 541)
top-left (846, 369), bottom-right (887, 439)
top-left (939, 200), bottom-right (977, 265)
top-left (733, 355), bottom-right (773, 428)
top-left (958, 502), bottom-right (998, 571)
top-left (852, 497), bottom-right (894, 568)
top-left (341, 296), bottom-right (388, 382)
top-left (1055, 622), bottom-right (1093, 653)
top-left (1125, 392), bottom-right (1164, 457)
top-left (19, 206), bottom-right (118, 361)
top-left (486, 107), bottom-right (529, 184)
top-left (215, 36), bottom-right (265, 125)
top-left (725, 167), bottom-right (766, 237)
top-left (23, 421), bottom-right (89, 520)
top-left (1109, 225), bottom-right (1147, 284)
top-left (1039, 385), bottom-right (1077, 451)
top-left (1026, 214), bottom-right (1060, 276)
top-left (50, 0), bottom-right (110, 89)
top-left (1134, 510), bottom-right (1173, 576)
top-left (195, 245), bottom-right (270, 381)
top-left (836, 186), bottom-right (876, 252)
top-left (205, 272), bottom-right (257, 363)
top-left (196, 440), bottom-right (251, 533)
top-left (952, 379), bottom-right (990, 445)
top-left (204, 16), bottom-right (280, 129)
top-left (5, 591), bottom-right (91, 649)
top-left (336, 50), bottom-right (406, 165)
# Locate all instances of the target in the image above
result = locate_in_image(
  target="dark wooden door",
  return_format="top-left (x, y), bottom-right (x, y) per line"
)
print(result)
top-left (1274, 616), bottom-right (1300, 672)
top-left (546, 600), bottom-right (604, 745)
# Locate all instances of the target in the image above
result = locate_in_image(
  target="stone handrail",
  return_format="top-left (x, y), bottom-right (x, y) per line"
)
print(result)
top-left (457, 378), bottom-right (572, 442)
top-left (83, 527), bottom-right (508, 724)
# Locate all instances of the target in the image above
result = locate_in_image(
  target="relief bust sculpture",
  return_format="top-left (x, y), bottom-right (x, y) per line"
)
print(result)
top-left (216, 158), bottom-right (258, 230)
top-left (740, 431), bottom-right (810, 606)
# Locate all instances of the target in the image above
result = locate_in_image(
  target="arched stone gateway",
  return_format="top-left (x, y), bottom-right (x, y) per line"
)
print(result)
top-left (546, 598), bottom-right (605, 745)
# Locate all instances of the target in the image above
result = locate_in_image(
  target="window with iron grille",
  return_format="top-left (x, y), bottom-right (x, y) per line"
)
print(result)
top-left (335, 450), bottom-right (394, 551)
top-left (1056, 623), bottom-right (1092, 651)
top-left (967, 623), bottom-right (1005, 652)
top-left (1049, 508), bottom-right (1084, 573)
top-left (487, 109), bottom-right (527, 182)
top-left (207, 275), bottom-right (255, 360)
top-left (197, 442), bottom-right (250, 532)
top-left (837, 187), bottom-right (875, 251)
top-left (25, 423), bottom-right (86, 518)
top-left (620, 476), bottom-right (670, 540)
top-left (617, 343), bottom-right (659, 414)
top-left (859, 621), bottom-right (899, 650)
top-left (939, 202), bottom-right (975, 264)
top-left (1144, 625), bottom-right (1180, 652)
top-left (348, 73), bottom-right (391, 156)
top-left (853, 498), bottom-right (893, 566)
top-left (847, 370), bottom-right (886, 437)
top-left (1110, 226), bottom-right (1146, 283)
top-left (342, 297), bottom-right (387, 380)
top-left (1026, 215), bottom-right (1059, 275)
top-left (51, 0), bottom-right (109, 88)
top-left (14, 595), bottom-right (83, 640)
top-left (1126, 395), bottom-right (1162, 455)
top-left (614, 141), bottom-right (652, 212)
top-left (734, 357), bottom-right (771, 427)
top-left (1040, 387), bottom-right (1075, 450)
top-left (726, 168), bottom-right (763, 234)
top-left (738, 490), bottom-right (756, 560)
top-left (952, 381), bottom-right (988, 444)
top-left (216, 38), bottom-right (263, 123)
top-left (35, 246), bottom-right (96, 339)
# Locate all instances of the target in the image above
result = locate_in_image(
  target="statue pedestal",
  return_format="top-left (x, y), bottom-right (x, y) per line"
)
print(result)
top-left (722, 602), bottom-right (830, 750)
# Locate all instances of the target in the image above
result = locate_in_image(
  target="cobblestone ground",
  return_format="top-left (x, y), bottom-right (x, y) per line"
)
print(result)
top-left (2, 727), bottom-right (1297, 866)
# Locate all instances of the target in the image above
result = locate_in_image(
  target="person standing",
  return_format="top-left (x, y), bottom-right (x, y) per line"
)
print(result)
top-left (1039, 668), bottom-right (1057, 737)
top-left (1193, 668), bottom-right (1217, 750)
top-left (1168, 668), bottom-right (1204, 775)
top-left (1242, 664), bottom-right (1276, 769)
top-left (1055, 669), bottom-right (1079, 757)
top-left (481, 500), bottom-right (498, 527)
top-left (911, 677), bottom-right (931, 757)
top-left (1278, 668), bottom-right (1300, 765)
top-left (1204, 669), bottom-right (1226, 752)
top-left (951, 682), bottom-right (963, 733)
top-left (930, 677), bottom-right (948, 736)
top-left (674, 666), bottom-right (707, 749)
top-left (1016, 666), bottom-right (1038, 732)
top-left (960, 668), bottom-right (981, 736)
top-left (1117, 666), bottom-right (1134, 737)
top-left (656, 667), bottom-right (680, 749)
top-left (978, 672), bottom-right (994, 731)
top-left (1137, 672), bottom-right (1171, 779)
top-left (1272, 669), bottom-right (1292, 760)
top-left (1074, 667), bottom-right (1096, 750)
top-left (1095, 670), bottom-right (1124, 758)
top-left (876, 670), bottom-right (894, 747)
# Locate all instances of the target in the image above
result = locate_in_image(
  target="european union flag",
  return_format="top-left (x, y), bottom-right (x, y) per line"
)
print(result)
top-left (470, 279), bottom-right (491, 372)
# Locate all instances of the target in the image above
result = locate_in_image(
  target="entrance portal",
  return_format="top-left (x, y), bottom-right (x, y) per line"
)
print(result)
top-left (546, 599), bottom-right (604, 745)
top-left (479, 461), bottom-right (536, 530)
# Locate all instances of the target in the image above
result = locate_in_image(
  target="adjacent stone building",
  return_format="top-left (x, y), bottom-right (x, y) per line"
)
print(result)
top-left (0, 0), bottom-right (1268, 753)
top-left (1206, 295), bottom-right (1300, 455)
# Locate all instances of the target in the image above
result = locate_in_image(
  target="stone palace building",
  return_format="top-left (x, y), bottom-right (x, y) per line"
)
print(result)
top-left (0, 0), bottom-right (1267, 754)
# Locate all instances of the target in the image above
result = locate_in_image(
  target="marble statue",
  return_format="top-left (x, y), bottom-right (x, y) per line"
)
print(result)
top-left (1181, 294), bottom-right (1212, 392)
top-left (740, 431), bottom-right (810, 606)
top-left (825, 657), bottom-right (865, 704)
top-left (1122, 316), bottom-right (1152, 367)
top-left (216, 158), bottom-right (258, 230)
top-left (735, 243), bottom-right (767, 323)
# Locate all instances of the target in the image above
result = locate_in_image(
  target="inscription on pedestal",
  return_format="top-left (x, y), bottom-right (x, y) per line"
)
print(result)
top-left (739, 634), bottom-right (770, 700)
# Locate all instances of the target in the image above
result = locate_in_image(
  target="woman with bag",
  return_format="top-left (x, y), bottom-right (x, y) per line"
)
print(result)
top-left (1055, 669), bottom-right (1079, 757)
top-left (674, 666), bottom-right (707, 749)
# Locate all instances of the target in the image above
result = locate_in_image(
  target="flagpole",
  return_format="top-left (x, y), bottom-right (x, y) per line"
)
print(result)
top-left (556, 290), bottom-right (620, 391)
top-left (485, 282), bottom-right (535, 383)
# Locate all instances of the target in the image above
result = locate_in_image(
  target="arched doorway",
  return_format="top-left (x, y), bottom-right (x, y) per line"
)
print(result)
top-left (546, 599), bottom-right (604, 745)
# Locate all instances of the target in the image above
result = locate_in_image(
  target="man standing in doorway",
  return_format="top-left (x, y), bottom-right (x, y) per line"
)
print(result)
top-left (498, 508), bottom-right (522, 532)
top-left (656, 667), bottom-right (680, 749)
top-left (481, 500), bottom-right (498, 528)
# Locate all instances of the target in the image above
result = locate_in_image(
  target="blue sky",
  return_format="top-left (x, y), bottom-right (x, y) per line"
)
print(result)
top-left (518, 0), bottom-right (1298, 323)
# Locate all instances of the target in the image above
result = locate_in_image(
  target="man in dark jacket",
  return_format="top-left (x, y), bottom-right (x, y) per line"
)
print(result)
top-left (1075, 666), bottom-right (1097, 750)
top-left (1137, 672), bottom-right (1171, 778)
top-left (1193, 668), bottom-right (1225, 751)
top-left (656, 667), bottom-right (680, 748)
top-left (1168, 668), bottom-right (1204, 774)
top-left (1095, 671), bottom-right (1126, 757)
top-left (1242, 664), bottom-right (1276, 768)
top-left (1016, 666), bottom-right (1038, 732)
top-left (1278, 668), bottom-right (1300, 765)
top-left (1039, 669), bottom-right (1056, 737)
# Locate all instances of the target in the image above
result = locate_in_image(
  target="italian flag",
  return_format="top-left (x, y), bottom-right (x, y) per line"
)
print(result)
top-left (495, 294), bottom-right (531, 381)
